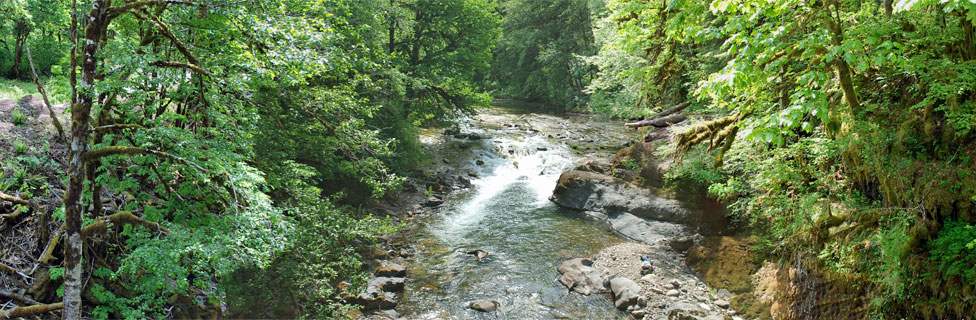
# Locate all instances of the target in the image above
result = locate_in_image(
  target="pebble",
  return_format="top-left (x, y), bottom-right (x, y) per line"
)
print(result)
top-left (699, 303), bottom-right (711, 311)
top-left (714, 299), bottom-right (730, 308)
top-left (666, 289), bottom-right (680, 297)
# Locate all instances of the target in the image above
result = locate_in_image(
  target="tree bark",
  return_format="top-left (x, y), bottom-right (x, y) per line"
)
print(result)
top-left (9, 20), bottom-right (29, 79)
top-left (62, 1), bottom-right (110, 319)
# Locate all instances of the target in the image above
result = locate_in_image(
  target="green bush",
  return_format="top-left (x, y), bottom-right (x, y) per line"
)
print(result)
top-left (11, 109), bottom-right (27, 125)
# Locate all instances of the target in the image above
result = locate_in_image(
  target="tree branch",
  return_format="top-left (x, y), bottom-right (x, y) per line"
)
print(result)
top-left (150, 60), bottom-right (210, 76)
top-left (0, 302), bottom-right (63, 319)
top-left (0, 289), bottom-right (41, 306)
top-left (26, 47), bottom-right (66, 138)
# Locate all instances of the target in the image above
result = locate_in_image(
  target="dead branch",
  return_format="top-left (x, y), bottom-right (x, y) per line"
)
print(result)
top-left (0, 302), bottom-right (63, 319)
top-left (0, 263), bottom-right (30, 281)
top-left (0, 192), bottom-right (33, 208)
top-left (37, 224), bottom-right (65, 265)
top-left (0, 289), bottom-right (40, 306)
top-left (92, 123), bottom-right (145, 133)
top-left (625, 102), bottom-right (690, 128)
top-left (0, 207), bottom-right (23, 220)
top-left (26, 47), bottom-right (66, 138)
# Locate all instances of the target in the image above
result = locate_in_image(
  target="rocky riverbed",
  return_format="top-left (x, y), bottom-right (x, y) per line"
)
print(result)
top-left (353, 100), bottom-right (751, 320)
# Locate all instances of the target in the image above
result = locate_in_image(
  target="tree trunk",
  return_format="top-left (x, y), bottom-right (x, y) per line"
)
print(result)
top-left (388, 0), bottom-right (396, 53)
top-left (63, 2), bottom-right (109, 319)
top-left (10, 20), bottom-right (29, 79)
top-left (823, 2), bottom-right (861, 114)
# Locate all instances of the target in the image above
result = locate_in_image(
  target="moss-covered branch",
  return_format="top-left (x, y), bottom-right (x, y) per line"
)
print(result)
top-left (0, 302), bottom-right (63, 319)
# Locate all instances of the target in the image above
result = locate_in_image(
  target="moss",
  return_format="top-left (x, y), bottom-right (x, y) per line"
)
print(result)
top-left (686, 236), bottom-right (756, 293)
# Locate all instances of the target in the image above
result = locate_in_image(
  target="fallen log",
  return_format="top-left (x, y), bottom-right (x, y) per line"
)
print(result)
top-left (0, 302), bottom-right (63, 319)
top-left (625, 113), bottom-right (688, 129)
top-left (625, 102), bottom-right (690, 129)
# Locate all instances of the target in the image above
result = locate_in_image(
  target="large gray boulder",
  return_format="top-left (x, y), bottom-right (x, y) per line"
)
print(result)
top-left (551, 170), bottom-right (692, 223)
top-left (609, 277), bottom-right (640, 310)
top-left (556, 258), bottom-right (608, 295)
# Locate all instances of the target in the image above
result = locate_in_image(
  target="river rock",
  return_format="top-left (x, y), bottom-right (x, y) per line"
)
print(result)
top-left (574, 158), bottom-right (612, 174)
top-left (375, 261), bottom-right (407, 277)
top-left (556, 258), bottom-right (607, 295)
top-left (666, 289), bottom-right (681, 297)
top-left (371, 277), bottom-right (405, 292)
top-left (609, 277), bottom-right (640, 310)
top-left (551, 170), bottom-right (693, 223)
top-left (468, 300), bottom-right (499, 312)
top-left (714, 299), bottom-right (730, 308)
top-left (351, 284), bottom-right (398, 310)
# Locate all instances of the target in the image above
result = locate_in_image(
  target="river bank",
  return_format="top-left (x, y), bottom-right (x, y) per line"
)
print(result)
top-left (350, 100), bottom-right (757, 319)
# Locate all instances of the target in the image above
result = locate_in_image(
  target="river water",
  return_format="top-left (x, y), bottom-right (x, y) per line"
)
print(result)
top-left (396, 104), bottom-right (636, 319)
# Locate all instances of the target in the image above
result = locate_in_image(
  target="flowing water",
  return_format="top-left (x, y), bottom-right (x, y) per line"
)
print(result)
top-left (396, 104), bottom-right (635, 319)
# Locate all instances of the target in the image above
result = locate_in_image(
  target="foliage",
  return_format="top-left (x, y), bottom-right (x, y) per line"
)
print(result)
top-left (491, 0), bottom-right (601, 109)
top-left (589, 0), bottom-right (976, 317)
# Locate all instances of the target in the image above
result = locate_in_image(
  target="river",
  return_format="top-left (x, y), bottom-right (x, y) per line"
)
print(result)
top-left (395, 102), bottom-right (637, 319)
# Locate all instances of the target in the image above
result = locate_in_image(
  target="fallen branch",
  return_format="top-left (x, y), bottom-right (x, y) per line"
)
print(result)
top-left (0, 302), bottom-right (63, 319)
top-left (0, 263), bottom-right (30, 281)
top-left (26, 47), bottom-right (66, 138)
top-left (0, 289), bottom-right (40, 306)
top-left (0, 192), bottom-right (34, 208)
top-left (625, 113), bottom-right (688, 129)
top-left (37, 224), bottom-right (65, 265)
top-left (625, 102), bottom-right (690, 129)
top-left (0, 207), bottom-right (23, 220)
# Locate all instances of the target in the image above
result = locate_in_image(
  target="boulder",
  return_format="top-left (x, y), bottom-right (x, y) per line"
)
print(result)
top-left (375, 261), bottom-right (407, 277)
top-left (371, 277), bottom-right (405, 292)
top-left (551, 170), bottom-right (692, 223)
top-left (574, 158), bottom-right (612, 174)
top-left (556, 258), bottom-right (607, 295)
top-left (351, 284), bottom-right (398, 310)
top-left (609, 277), bottom-right (640, 310)
top-left (468, 300), bottom-right (498, 312)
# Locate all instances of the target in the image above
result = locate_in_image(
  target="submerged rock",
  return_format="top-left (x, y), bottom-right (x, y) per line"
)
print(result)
top-left (468, 300), bottom-right (499, 312)
top-left (462, 249), bottom-right (490, 261)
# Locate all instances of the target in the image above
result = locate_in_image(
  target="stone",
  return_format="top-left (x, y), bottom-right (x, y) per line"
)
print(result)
top-left (468, 300), bottom-right (498, 312)
top-left (666, 289), bottom-right (681, 297)
top-left (609, 277), bottom-right (640, 310)
top-left (464, 249), bottom-right (490, 261)
top-left (371, 277), bottom-right (405, 292)
top-left (375, 262), bottom-right (407, 277)
top-left (551, 170), bottom-right (693, 223)
top-left (631, 310), bottom-right (646, 318)
top-left (641, 274), bottom-right (654, 282)
top-left (716, 288), bottom-right (732, 299)
top-left (714, 299), bottom-right (730, 309)
top-left (556, 258), bottom-right (607, 295)
top-left (476, 159), bottom-right (485, 166)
